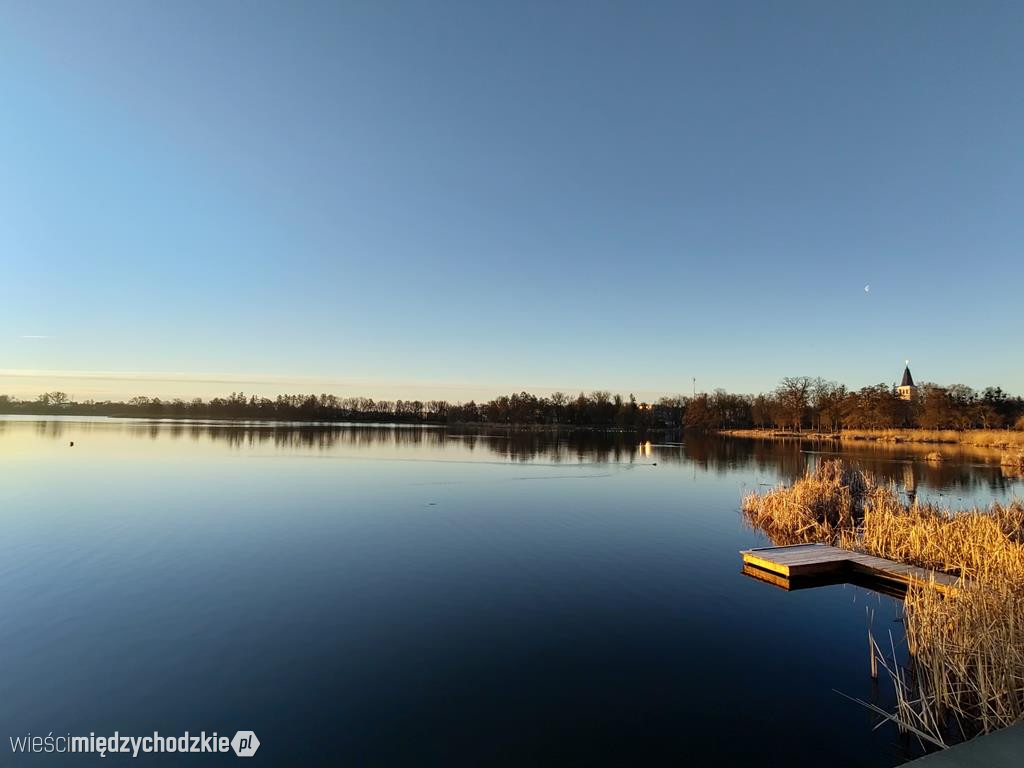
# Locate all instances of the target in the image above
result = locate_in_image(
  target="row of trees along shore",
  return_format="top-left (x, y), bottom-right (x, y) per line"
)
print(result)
top-left (3, 377), bottom-right (1023, 430)
top-left (1, 391), bottom-right (680, 429)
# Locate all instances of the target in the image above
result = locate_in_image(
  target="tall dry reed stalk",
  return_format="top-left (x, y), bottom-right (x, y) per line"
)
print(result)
top-left (743, 460), bottom-right (1024, 742)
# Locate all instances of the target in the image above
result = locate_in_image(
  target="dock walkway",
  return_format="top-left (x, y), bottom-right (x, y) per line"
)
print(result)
top-left (906, 721), bottom-right (1024, 766)
top-left (740, 543), bottom-right (961, 593)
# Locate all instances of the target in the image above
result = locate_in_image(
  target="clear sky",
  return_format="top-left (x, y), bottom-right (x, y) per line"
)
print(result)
top-left (2, 1), bottom-right (1022, 402)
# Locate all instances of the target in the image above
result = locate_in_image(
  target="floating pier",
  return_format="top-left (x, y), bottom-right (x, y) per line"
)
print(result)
top-left (906, 721), bottom-right (1024, 766)
top-left (740, 543), bottom-right (961, 594)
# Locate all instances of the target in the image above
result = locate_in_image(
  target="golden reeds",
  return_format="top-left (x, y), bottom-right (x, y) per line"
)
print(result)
top-left (743, 460), bottom-right (1024, 741)
top-left (741, 460), bottom-right (868, 545)
top-left (840, 429), bottom-right (1024, 449)
top-left (1001, 452), bottom-right (1024, 474)
top-left (901, 579), bottom-right (1024, 735)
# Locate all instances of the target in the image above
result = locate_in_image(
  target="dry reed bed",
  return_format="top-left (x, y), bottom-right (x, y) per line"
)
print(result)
top-left (1001, 452), bottom-right (1024, 474)
top-left (840, 429), bottom-right (1024, 449)
top-left (743, 460), bottom-right (1024, 744)
top-left (723, 428), bottom-right (1024, 449)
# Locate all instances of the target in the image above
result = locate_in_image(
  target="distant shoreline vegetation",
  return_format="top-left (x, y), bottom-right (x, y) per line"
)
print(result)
top-left (2, 376), bottom-right (1023, 432)
top-left (721, 428), bottom-right (1024, 451)
top-left (0, 391), bottom-right (681, 429)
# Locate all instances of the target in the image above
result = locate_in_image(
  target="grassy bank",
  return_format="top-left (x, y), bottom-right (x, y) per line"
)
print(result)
top-left (722, 427), bottom-right (1024, 449)
top-left (743, 461), bottom-right (1024, 744)
top-left (723, 428), bottom-right (1024, 477)
top-left (841, 428), bottom-right (1024, 450)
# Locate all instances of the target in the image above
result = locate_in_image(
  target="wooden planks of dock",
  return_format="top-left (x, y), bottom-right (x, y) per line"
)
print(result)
top-left (740, 543), bottom-right (962, 594)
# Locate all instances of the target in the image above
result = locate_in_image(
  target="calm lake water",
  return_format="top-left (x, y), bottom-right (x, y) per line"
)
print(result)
top-left (1, 418), bottom-right (1021, 765)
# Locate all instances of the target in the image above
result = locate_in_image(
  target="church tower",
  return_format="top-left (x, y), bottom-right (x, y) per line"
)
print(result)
top-left (898, 362), bottom-right (916, 401)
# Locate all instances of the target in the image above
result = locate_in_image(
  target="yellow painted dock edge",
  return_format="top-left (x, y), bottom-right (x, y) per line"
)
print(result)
top-left (740, 544), bottom-right (962, 594)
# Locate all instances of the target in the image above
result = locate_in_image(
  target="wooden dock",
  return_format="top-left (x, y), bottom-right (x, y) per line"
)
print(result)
top-left (741, 543), bottom-right (962, 594)
top-left (906, 721), bottom-right (1024, 766)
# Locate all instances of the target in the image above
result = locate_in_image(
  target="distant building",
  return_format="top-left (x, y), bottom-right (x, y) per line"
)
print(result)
top-left (898, 363), bottom-right (917, 401)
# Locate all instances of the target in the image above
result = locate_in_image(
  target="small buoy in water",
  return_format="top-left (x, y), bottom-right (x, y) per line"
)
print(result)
top-left (69, 441), bottom-right (74, 447)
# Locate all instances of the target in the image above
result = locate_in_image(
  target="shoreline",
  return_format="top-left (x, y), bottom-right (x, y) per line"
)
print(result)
top-left (0, 412), bottom-right (680, 433)
top-left (718, 427), bottom-right (1024, 451)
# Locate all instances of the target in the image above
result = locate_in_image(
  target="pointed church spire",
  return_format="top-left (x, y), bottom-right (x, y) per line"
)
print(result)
top-left (898, 361), bottom-right (917, 400)
top-left (900, 364), bottom-right (914, 388)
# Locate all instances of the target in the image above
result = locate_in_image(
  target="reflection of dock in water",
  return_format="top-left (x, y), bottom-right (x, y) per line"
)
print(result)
top-left (741, 562), bottom-right (910, 599)
top-left (740, 543), bottom-right (961, 596)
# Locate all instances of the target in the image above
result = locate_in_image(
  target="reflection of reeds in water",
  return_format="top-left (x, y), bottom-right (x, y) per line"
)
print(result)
top-left (743, 460), bottom-right (1024, 744)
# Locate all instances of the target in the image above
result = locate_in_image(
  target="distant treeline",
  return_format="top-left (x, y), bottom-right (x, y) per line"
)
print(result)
top-left (0, 390), bottom-right (681, 429)
top-left (686, 378), bottom-right (1024, 432)
top-left (3, 377), bottom-right (1023, 430)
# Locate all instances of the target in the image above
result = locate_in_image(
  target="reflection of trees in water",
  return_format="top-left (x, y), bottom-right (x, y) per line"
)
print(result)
top-left (462, 429), bottom-right (654, 464)
top-left (822, 446), bottom-right (1020, 500)
top-left (187, 423), bottom-right (453, 452)
top-left (14, 419), bottom-right (1022, 497)
top-left (36, 420), bottom-right (66, 439)
top-left (682, 434), bottom-right (808, 480)
top-left (183, 425), bottom-right (669, 463)
top-left (730, 436), bottom-right (1020, 498)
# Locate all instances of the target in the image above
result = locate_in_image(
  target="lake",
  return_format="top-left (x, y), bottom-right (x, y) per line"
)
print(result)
top-left (1, 418), bottom-right (1021, 765)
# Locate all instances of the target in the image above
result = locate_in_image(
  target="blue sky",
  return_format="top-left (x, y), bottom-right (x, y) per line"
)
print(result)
top-left (2, 1), bottom-right (1022, 401)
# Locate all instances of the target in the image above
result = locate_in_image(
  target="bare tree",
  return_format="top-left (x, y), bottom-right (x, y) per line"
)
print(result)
top-left (775, 377), bottom-right (813, 432)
